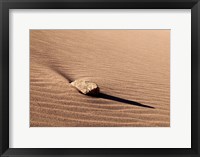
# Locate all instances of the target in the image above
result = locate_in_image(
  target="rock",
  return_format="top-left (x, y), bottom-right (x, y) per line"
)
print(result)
top-left (70, 79), bottom-right (100, 95)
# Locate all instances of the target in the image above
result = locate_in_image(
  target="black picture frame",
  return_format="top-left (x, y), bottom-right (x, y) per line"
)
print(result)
top-left (0, 0), bottom-right (199, 156)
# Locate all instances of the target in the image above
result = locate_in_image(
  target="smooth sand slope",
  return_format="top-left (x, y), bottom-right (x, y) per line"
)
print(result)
top-left (30, 30), bottom-right (170, 127)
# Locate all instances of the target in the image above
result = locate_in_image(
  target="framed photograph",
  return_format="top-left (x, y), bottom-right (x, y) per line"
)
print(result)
top-left (0, 0), bottom-right (199, 156)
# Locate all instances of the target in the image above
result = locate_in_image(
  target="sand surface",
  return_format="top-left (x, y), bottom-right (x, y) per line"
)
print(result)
top-left (30, 30), bottom-right (170, 127)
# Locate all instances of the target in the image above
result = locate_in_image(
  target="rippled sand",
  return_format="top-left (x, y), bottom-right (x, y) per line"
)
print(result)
top-left (30, 30), bottom-right (170, 127)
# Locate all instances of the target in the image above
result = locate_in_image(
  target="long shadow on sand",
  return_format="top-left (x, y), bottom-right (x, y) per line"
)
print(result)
top-left (89, 93), bottom-right (155, 109)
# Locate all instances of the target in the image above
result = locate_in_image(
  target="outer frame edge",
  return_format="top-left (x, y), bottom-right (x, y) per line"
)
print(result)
top-left (1, 0), bottom-right (200, 157)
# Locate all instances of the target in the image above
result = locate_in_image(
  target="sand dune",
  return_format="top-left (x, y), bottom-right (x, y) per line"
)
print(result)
top-left (30, 30), bottom-right (170, 127)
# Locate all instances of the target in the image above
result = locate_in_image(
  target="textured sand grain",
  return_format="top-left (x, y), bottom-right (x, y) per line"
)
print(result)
top-left (30, 30), bottom-right (170, 127)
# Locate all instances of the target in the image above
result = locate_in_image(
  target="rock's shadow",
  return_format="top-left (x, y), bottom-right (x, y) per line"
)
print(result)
top-left (88, 92), bottom-right (155, 109)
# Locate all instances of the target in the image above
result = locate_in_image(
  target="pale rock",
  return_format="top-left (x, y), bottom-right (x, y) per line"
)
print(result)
top-left (70, 79), bottom-right (100, 95)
